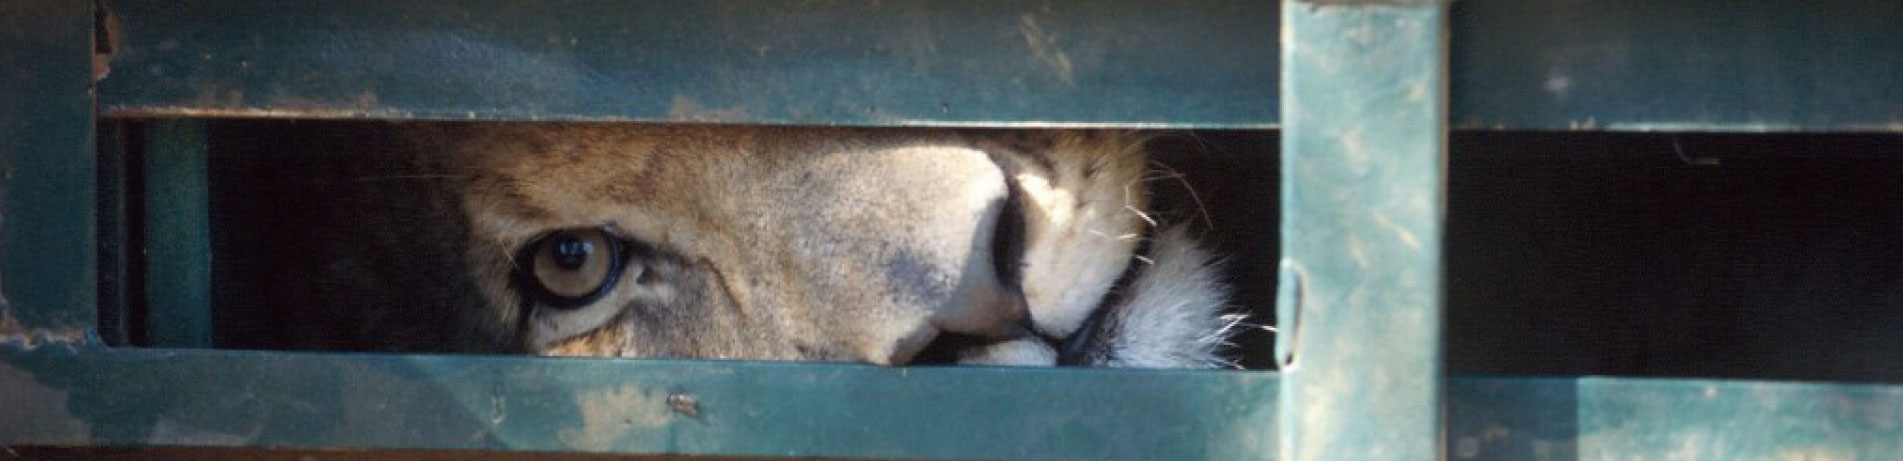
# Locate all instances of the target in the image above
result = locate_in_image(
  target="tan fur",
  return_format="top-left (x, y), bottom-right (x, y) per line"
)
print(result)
top-left (401, 124), bottom-right (1223, 367)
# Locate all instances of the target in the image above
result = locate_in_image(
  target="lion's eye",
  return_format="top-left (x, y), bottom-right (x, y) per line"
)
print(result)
top-left (521, 228), bottom-right (624, 308)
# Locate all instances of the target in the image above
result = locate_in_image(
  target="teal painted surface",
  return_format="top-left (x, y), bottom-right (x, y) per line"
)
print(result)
top-left (0, 0), bottom-right (96, 337)
top-left (143, 121), bottom-right (212, 348)
top-left (95, 0), bottom-right (1903, 131)
top-left (7, 347), bottom-right (1898, 459)
top-left (1278, 0), bottom-right (1446, 460)
top-left (1452, 0), bottom-right (1903, 132)
top-left (1448, 377), bottom-right (1903, 459)
top-left (94, 0), bottom-right (1279, 128)
top-left (0, 347), bottom-right (1279, 459)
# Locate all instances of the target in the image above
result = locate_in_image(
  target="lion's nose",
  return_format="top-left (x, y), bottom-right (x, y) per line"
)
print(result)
top-left (932, 281), bottom-right (1029, 340)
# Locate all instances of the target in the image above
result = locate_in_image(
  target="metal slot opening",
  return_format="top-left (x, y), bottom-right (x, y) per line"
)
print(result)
top-left (1447, 131), bottom-right (1903, 383)
top-left (97, 119), bottom-right (1282, 369)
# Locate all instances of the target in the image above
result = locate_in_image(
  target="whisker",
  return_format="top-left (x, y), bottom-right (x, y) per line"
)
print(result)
top-left (1146, 161), bottom-right (1216, 233)
top-left (1121, 183), bottom-right (1160, 228)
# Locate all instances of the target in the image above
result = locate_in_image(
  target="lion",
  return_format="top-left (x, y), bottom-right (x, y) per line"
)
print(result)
top-left (223, 122), bottom-right (1237, 368)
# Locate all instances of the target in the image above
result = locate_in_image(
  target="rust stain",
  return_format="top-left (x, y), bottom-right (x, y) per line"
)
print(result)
top-left (91, 4), bottom-right (121, 82)
top-left (666, 392), bottom-right (699, 417)
top-left (0, 308), bottom-right (89, 350)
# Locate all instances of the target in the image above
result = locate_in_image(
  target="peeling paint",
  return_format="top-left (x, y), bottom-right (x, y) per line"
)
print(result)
top-left (90, 4), bottom-right (120, 82)
top-left (0, 308), bottom-right (91, 351)
top-left (559, 384), bottom-right (675, 451)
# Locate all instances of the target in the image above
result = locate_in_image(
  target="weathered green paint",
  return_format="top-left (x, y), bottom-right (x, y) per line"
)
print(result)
top-left (1452, 0), bottom-right (1903, 132)
top-left (143, 120), bottom-right (212, 348)
top-left (0, 0), bottom-right (96, 339)
top-left (94, 0), bottom-right (1279, 128)
top-left (8, 347), bottom-right (1897, 459)
top-left (1278, 0), bottom-right (1447, 460)
top-left (94, 0), bottom-right (1903, 131)
top-left (0, 347), bottom-right (1279, 459)
top-left (1447, 377), bottom-right (1903, 459)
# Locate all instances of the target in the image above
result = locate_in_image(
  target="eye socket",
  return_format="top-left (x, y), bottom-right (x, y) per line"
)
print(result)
top-left (517, 228), bottom-right (625, 309)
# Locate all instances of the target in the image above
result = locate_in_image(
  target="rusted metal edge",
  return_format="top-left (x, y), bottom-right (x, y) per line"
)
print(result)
top-left (0, 309), bottom-right (93, 351)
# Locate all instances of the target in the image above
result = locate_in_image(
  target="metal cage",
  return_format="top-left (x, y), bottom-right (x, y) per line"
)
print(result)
top-left (3, 0), bottom-right (1900, 459)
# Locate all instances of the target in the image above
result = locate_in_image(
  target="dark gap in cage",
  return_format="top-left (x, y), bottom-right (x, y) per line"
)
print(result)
top-left (94, 121), bottom-right (134, 347)
top-left (188, 120), bottom-right (1283, 369)
top-left (1447, 132), bottom-right (1903, 383)
top-left (118, 121), bottom-right (152, 347)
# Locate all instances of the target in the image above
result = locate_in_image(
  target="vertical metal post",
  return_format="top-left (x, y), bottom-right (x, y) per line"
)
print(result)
top-left (144, 119), bottom-right (212, 348)
top-left (0, 0), bottom-right (97, 340)
top-left (1277, 0), bottom-right (1447, 459)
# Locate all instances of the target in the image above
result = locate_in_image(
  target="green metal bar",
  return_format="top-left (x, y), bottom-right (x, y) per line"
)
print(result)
top-left (93, 0), bottom-right (1278, 128)
top-left (92, 0), bottom-right (1903, 131)
top-left (1278, 0), bottom-right (1447, 460)
top-left (142, 120), bottom-right (212, 348)
top-left (1447, 376), bottom-right (1903, 459)
top-left (1452, 0), bottom-right (1903, 132)
top-left (0, 0), bottom-right (96, 343)
top-left (0, 347), bottom-right (1279, 459)
top-left (7, 348), bottom-right (1898, 458)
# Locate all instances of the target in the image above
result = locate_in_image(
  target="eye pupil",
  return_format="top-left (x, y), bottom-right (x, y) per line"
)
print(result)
top-left (551, 235), bottom-right (592, 270)
top-left (518, 228), bottom-right (625, 308)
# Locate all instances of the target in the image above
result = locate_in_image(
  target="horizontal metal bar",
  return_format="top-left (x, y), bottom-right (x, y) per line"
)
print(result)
top-left (1451, 0), bottom-right (1903, 132)
top-left (93, 0), bottom-right (1278, 128)
top-left (7, 348), bottom-right (1899, 458)
top-left (1447, 376), bottom-right (1903, 460)
top-left (95, 0), bottom-right (1902, 131)
top-left (0, 347), bottom-right (1278, 459)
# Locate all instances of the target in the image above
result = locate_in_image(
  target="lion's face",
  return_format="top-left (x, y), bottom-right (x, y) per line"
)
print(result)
top-left (436, 125), bottom-right (1150, 365)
